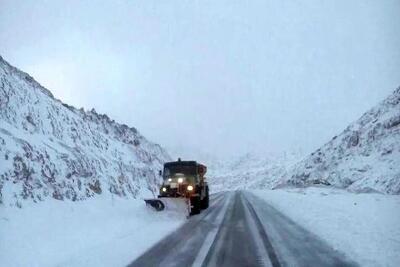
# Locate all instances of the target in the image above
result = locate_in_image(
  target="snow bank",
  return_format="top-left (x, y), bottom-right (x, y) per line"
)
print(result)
top-left (251, 187), bottom-right (400, 267)
top-left (0, 196), bottom-right (184, 267)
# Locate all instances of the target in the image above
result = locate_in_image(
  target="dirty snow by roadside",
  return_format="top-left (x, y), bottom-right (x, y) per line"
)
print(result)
top-left (0, 195), bottom-right (185, 267)
top-left (251, 187), bottom-right (400, 267)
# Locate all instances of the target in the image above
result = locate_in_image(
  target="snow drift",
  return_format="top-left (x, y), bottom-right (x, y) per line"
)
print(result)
top-left (283, 87), bottom-right (400, 194)
top-left (0, 55), bottom-right (171, 206)
top-left (0, 195), bottom-right (185, 267)
top-left (252, 187), bottom-right (400, 267)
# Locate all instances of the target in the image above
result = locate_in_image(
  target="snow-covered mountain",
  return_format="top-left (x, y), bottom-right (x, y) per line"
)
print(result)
top-left (207, 151), bottom-right (301, 192)
top-left (282, 88), bottom-right (400, 194)
top-left (208, 89), bottom-right (400, 195)
top-left (0, 56), bottom-right (171, 206)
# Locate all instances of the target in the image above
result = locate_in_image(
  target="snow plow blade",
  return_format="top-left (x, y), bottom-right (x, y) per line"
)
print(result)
top-left (145, 198), bottom-right (190, 215)
top-left (144, 199), bottom-right (165, 211)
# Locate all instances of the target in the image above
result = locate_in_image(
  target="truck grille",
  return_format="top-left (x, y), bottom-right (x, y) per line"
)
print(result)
top-left (161, 184), bottom-right (190, 197)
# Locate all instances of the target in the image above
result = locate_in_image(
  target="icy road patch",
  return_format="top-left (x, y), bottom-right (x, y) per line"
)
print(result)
top-left (251, 187), bottom-right (400, 267)
top-left (0, 195), bottom-right (185, 267)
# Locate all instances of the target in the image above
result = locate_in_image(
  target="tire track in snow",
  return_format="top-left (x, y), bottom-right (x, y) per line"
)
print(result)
top-left (128, 192), bottom-right (231, 267)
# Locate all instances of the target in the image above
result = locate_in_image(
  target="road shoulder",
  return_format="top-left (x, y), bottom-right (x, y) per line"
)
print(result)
top-left (249, 187), bottom-right (400, 267)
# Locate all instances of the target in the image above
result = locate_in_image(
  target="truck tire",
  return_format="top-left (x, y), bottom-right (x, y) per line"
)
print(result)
top-left (201, 195), bottom-right (209, 209)
top-left (190, 196), bottom-right (201, 215)
top-left (201, 187), bottom-right (209, 209)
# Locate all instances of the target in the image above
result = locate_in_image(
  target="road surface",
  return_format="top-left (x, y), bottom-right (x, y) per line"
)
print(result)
top-left (128, 191), bottom-right (357, 267)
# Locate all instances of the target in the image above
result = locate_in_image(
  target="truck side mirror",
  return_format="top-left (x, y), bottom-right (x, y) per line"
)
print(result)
top-left (159, 170), bottom-right (162, 176)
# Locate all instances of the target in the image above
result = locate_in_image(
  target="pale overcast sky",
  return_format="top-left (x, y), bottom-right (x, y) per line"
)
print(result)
top-left (1, 0), bottom-right (399, 159)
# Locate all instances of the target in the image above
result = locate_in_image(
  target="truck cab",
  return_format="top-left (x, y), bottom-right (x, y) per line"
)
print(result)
top-left (158, 159), bottom-right (209, 214)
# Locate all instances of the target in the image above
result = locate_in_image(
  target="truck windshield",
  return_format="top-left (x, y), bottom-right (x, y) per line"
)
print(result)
top-left (164, 165), bottom-right (197, 178)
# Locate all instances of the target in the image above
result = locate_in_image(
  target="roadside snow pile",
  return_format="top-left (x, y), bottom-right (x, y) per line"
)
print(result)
top-left (207, 152), bottom-right (301, 193)
top-left (252, 187), bottom-right (400, 267)
top-left (0, 55), bottom-right (171, 206)
top-left (282, 87), bottom-right (400, 194)
top-left (0, 195), bottom-right (185, 267)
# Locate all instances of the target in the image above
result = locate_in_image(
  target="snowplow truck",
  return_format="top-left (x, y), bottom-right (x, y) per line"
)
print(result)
top-left (145, 159), bottom-right (209, 216)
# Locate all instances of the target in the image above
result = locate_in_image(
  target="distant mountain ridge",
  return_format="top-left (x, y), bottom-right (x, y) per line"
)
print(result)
top-left (282, 87), bottom-right (400, 194)
top-left (1, 55), bottom-right (398, 207)
top-left (207, 88), bottom-right (400, 195)
top-left (0, 56), bottom-right (171, 206)
top-left (206, 151), bottom-right (301, 192)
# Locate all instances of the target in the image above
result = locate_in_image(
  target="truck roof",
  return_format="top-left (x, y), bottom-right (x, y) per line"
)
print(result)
top-left (164, 160), bottom-right (207, 176)
top-left (164, 160), bottom-right (198, 167)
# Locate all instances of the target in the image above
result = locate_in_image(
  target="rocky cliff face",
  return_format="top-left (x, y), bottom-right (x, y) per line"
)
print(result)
top-left (282, 88), bottom-right (400, 194)
top-left (0, 56), bottom-right (171, 206)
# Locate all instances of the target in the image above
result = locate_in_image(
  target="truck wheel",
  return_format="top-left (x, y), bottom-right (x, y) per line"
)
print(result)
top-left (201, 186), bottom-right (209, 209)
top-left (190, 196), bottom-right (201, 215)
top-left (201, 194), bottom-right (209, 209)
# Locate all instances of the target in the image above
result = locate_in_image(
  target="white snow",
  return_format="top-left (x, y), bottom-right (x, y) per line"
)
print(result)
top-left (207, 88), bottom-right (400, 196)
top-left (282, 88), bottom-right (400, 194)
top-left (0, 196), bottom-right (184, 267)
top-left (251, 187), bottom-right (400, 267)
top-left (206, 151), bottom-right (302, 193)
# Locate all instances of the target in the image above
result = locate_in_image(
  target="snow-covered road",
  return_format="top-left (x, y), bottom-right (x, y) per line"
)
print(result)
top-left (2, 188), bottom-right (396, 266)
top-left (129, 191), bottom-right (357, 267)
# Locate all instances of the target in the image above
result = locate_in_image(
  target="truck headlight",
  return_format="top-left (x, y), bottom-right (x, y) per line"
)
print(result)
top-left (187, 185), bottom-right (193, 191)
top-left (168, 178), bottom-right (172, 182)
top-left (162, 187), bottom-right (167, 192)
top-left (178, 178), bottom-right (183, 183)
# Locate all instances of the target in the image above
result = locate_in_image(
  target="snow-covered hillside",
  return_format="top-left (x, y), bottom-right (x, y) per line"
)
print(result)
top-left (282, 88), bottom-right (400, 194)
top-left (0, 56), bottom-right (171, 206)
top-left (207, 152), bottom-right (301, 192)
top-left (208, 88), bottom-right (400, 195)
